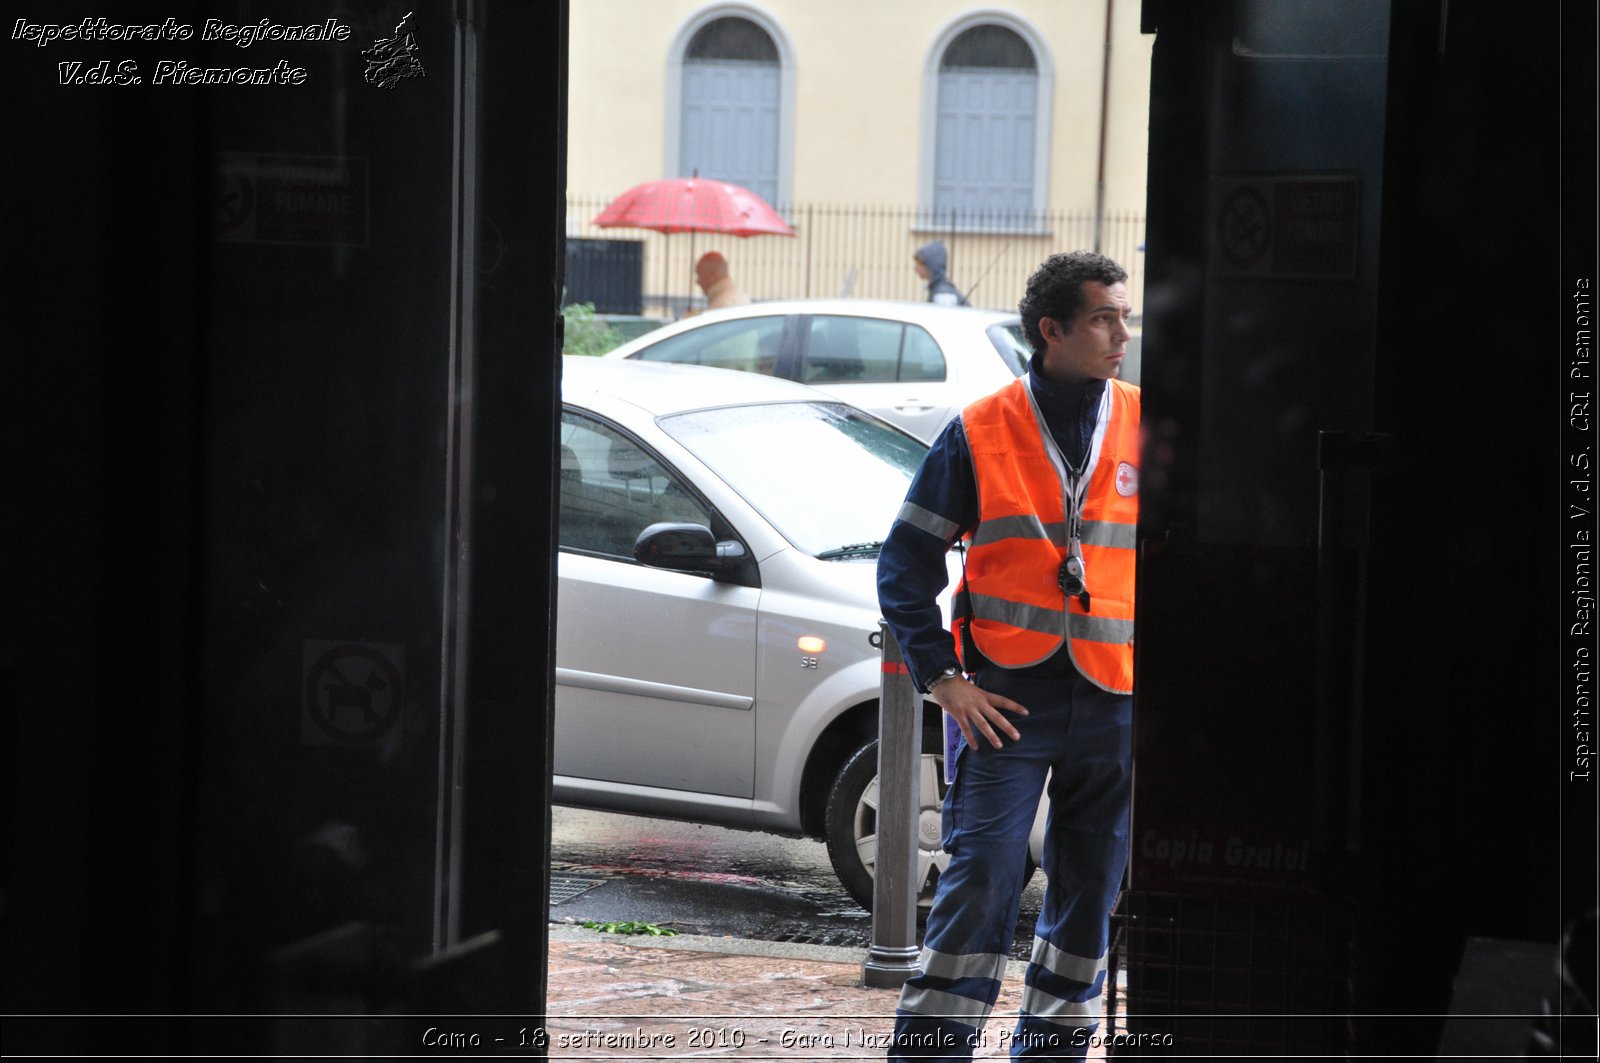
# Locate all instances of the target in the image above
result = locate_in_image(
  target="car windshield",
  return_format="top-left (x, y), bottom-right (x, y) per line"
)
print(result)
top-left (659, 401), bottom-right (926, 558)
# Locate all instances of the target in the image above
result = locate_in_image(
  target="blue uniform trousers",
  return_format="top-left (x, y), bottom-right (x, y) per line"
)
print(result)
top-left (890, 665), bottom-right (1132, 1061)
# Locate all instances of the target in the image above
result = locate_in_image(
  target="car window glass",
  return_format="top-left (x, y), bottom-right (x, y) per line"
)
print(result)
top-left (631, 315), bottom-right (785, 376)
top-left (987, 322), bottom-right (1032, 376)
top-left (802, 316), bottom-right (904, 384)
top-left (559, 412), bottom-right (714, 559)
top-left (899, 324), bottom-right (946, 382)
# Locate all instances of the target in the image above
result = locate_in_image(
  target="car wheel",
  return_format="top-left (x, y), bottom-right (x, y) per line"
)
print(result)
top-left (824, 733), bottom-right (948, 913)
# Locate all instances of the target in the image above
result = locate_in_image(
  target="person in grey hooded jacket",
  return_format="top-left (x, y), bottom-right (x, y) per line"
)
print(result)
top-left (914, 240), bottom-right (968, 306)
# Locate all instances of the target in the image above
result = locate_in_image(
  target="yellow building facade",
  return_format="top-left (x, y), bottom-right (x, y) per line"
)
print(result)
top-left (568, 0), bottom-right (1153, 312)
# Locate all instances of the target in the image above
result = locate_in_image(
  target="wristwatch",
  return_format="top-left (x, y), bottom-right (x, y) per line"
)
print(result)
top-left (924, 666), bottom-right (962, 694)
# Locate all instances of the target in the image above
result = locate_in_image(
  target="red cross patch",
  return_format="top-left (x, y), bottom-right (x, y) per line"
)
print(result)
top-left (1115, 462), bottom-right (1138, 497)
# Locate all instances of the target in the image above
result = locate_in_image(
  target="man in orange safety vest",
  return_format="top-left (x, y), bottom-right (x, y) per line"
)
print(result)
top-left (878, 250), bottom-right (1139, 1060)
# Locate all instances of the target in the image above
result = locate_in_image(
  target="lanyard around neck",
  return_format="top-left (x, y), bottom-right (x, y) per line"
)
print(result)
top-left (1025, 380), bottom-right (1111, 539)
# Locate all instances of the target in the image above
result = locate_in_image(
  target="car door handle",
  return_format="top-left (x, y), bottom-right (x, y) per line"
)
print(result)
top-left (894, 399), bottom-right (935, 412)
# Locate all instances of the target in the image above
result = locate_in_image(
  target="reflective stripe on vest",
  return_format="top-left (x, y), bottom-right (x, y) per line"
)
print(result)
top-left (956, 377), bottom-right (1139, 693)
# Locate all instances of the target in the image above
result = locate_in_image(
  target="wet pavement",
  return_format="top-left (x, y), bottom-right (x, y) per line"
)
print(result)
top-left (546, 925), bottom-right (1114, 1061)
top-left (549, 807), bottom-right (1046, 955)
top-left (546, 810), bottom-right (1121, 1059)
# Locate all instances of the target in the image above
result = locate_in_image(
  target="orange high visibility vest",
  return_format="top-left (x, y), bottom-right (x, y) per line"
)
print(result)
top-left (955, 377), bottom-right (1139, 694)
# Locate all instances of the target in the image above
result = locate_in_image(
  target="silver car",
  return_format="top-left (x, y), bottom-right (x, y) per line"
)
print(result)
top-left (557, 356), bottom-right (991, 908)
top-left (602, 298), bottom-right (1033, 442)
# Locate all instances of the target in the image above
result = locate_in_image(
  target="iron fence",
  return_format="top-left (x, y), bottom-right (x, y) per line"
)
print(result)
top-left (565, 195), bottom-right (1146, 320)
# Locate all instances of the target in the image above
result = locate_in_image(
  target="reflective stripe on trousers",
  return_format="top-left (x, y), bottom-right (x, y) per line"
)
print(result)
top-left (891, 665), bottom-right (1131, 1061)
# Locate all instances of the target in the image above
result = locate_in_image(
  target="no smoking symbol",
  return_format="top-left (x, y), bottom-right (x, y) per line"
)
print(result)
top-left (1218, 186), bottom-right (1271, 270)
top-left (304, 643), bottom-right (403, 745)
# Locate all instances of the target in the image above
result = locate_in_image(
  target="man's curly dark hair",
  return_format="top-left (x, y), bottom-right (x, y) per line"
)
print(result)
top-left (1018, 251), bottom-right (1129, 355)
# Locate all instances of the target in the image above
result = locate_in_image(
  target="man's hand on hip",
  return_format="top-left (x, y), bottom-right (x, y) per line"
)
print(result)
top-left (931, 677), bottom-right (1028, 749)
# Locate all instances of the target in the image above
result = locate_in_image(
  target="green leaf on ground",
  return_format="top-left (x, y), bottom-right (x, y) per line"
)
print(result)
top-left (580, 920), bottom-right (680, 937)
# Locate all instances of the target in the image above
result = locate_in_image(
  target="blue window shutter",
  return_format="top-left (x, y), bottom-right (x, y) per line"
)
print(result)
top-left (681, 59), bottom-right (780, 205)
top-left (933, 68), bottom-right (1036, 226)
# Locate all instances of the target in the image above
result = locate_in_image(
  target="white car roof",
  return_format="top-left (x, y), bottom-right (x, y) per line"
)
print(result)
top-left (562, 354), bottom-right (828, 417)
top-left (603, 298), bottom-right (1021, 359)
top-left (682, 297), bottom-right (1021, 324)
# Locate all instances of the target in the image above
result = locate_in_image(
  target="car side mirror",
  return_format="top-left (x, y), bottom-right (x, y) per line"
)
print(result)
top-left (633, 522), bottom-right (758, 586)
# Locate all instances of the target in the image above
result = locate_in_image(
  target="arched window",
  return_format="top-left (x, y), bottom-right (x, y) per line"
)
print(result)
top-left (929, 22), bottom-right (1045, 227)
top-left (678, 16), bottom-right (782, 205)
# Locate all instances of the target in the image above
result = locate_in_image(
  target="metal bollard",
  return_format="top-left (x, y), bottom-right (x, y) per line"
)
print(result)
top-left (861, 621), bottom-right (922, 988)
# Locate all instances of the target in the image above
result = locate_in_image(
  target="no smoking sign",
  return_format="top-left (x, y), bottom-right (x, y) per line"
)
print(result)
top-left (1211, 173), bottom-right (1361, 280)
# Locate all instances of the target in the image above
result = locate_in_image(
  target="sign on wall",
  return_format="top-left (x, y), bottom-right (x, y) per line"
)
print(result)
top-left (1211, 173), bottom-right (1361, 280)
top-left (216, 152), bottom-right (369, 246)
top-left (301, 640), bottom-right (405, 747)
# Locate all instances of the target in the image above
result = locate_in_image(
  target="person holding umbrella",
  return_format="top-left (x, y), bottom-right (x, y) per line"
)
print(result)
top-left (691, 251), bottom-right (750, 314)
top-left (591, 175), bottom-right (794, 318)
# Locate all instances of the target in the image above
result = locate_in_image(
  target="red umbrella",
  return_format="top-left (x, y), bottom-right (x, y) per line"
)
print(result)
top-left (593, 176), bottom-right (795, 237)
